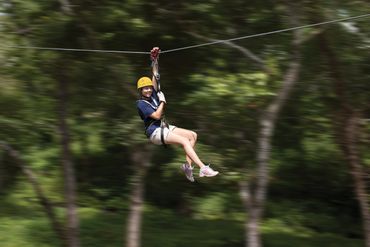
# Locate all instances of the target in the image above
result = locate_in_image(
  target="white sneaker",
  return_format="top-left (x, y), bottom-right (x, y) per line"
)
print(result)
top-left (181, 163), bottom-right (195, 182)
top-left (199, 165), bottom-right (219, 177)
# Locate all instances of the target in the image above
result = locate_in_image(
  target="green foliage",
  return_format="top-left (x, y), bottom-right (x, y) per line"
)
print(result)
top-left (0, 202), bottom-right (363, 247)
top-left (192, 192), bottom-right (231, 220)
top-left (185, 72), bottom-right (272, 109)
top-left (1, 0), bottom-right (370, 246)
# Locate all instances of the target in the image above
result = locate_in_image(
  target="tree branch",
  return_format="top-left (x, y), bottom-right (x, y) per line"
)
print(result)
top-left (186, 31), bottom-right (268, 71)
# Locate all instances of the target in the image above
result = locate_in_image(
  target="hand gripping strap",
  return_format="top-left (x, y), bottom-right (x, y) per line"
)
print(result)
top-left (150, 48), bottom-right (160, 61)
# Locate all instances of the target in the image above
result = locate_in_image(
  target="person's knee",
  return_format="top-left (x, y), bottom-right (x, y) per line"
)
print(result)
top-left (181, 138), bottom-right (192, 149)
top-left (191, 131), bottom-right (197, 142)
top-left (176, 135), bottom-right (189, 145)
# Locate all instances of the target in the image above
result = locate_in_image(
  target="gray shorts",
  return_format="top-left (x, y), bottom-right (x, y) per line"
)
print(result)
top-left (149, 125), bottom-right (176, 145)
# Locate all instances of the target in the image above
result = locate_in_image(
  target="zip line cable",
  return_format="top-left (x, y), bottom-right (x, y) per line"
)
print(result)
top-left (3, 46), bottom-right (150, 54)
top-left (2, 13), bottom-right (370, 54)
top-left (162, 13), bottom-right (370, 54)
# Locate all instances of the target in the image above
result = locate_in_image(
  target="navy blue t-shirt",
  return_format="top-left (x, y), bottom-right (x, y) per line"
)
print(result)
top-left (137, 91), bottom-right (161, 137)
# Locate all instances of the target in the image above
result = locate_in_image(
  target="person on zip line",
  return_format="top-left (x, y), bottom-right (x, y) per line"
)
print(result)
top-left (136, 47), bottom-right (219, 182)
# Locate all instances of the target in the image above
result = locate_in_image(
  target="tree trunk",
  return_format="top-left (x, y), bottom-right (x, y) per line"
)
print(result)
top-left (126, 145), bottom-right (152, 247)
top-left (240, 180), bottom-right (261, 247)
top-left (345, 112), bottom-right (370, 247)
top-left (0, 141), bottom-right (67, 246)
top-left (319, 33), bottom-right (370, 247)
top-left (56, 4), bottom-right (99, 247)
top-left (0, 150), bottom-right (3, 192)
top-left (245, 8), bottom-right (302, 246)
top-left (58, 0), bottom-right (72, 15)
top-left (57, 69), bottom-right (80, 247)
top-left (248, 49), bottom-right (301, 247)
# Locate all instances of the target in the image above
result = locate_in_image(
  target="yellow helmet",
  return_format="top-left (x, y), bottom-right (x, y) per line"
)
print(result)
top-left (137, 76), bottom-right (153, 90)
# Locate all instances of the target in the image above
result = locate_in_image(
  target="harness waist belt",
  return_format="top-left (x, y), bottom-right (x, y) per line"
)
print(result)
top-left (144, 119), bottom-right (161, 137)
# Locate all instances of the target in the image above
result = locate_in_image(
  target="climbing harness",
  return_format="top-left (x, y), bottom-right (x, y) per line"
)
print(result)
top-left (150, 48), bottom-right (169, 147)
top-left (137, 99), bottom-right (161, 137)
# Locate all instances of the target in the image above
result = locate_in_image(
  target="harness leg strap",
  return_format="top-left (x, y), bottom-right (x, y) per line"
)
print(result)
top-left (160, 120), bottom-right (167, 147)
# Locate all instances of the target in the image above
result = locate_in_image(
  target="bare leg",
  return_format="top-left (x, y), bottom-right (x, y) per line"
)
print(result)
top-left (166, 131), bottom-right (204, 169)
top-left (171, 128), bottom-right (197, 165)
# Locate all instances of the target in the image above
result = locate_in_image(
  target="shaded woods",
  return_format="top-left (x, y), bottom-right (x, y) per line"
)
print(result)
top-left (1, 1), bottom-right (370, 247)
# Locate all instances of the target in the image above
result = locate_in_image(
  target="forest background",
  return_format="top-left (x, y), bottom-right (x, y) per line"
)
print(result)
top-left (1, 1), bottom-right (370, 247)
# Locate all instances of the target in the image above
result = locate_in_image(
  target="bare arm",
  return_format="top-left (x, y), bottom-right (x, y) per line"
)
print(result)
top-left (149, 101), bottom-right (165, 120)
top-left (149, 46), bottom-right (164, 119)
top-left (150, 47), bottom-right (161, 91)
top-left (152, 60), bottom-right (159, 91)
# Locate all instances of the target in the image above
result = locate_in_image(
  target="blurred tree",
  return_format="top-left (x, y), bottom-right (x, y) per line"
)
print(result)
top-left (55, 61), bottom-right (80, 247)
top-left (318, 29), bottom-right (370, 247)
top-left (240, 3), bottom-right (303, 246)
top-left (126, 144), bottom-right (152, 247)
top-left (1, 0), bottom-right (370, 247)
top-left (2, 1), bottom-right (154, 247)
